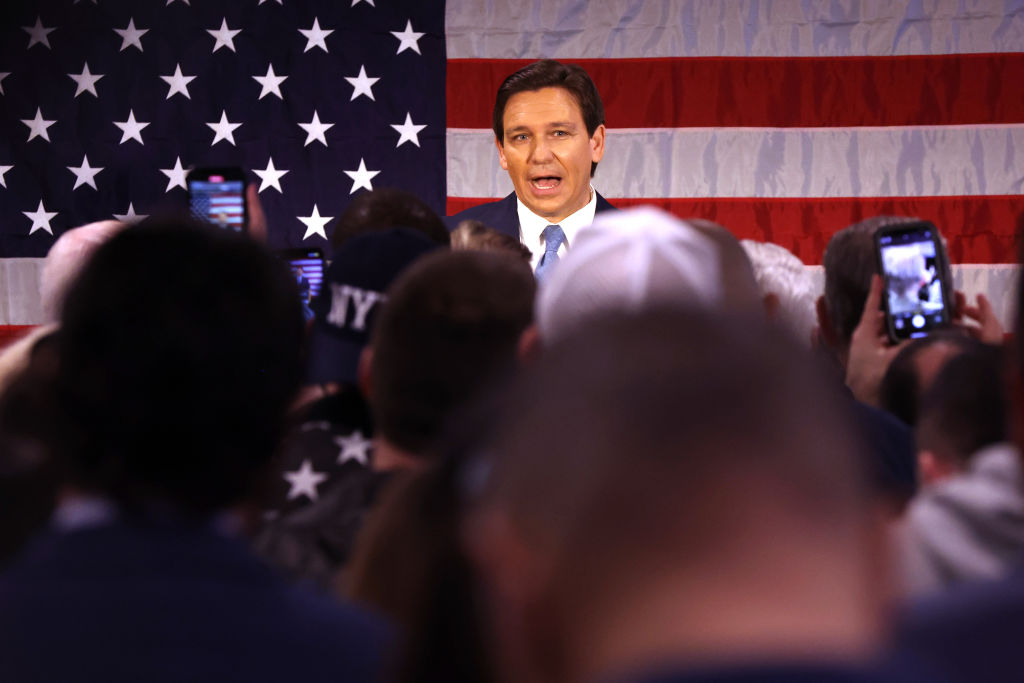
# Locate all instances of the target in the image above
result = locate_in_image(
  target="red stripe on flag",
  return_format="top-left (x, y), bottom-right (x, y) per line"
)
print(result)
top-left (445, 195), bottom-right (1024, 265)
top-left (447, 54), bottom-right (1024, 129)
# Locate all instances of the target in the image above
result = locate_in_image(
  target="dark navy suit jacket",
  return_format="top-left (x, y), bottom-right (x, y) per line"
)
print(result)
top-left (444, 191), bottom-right (618, 238)
top-left (0, 520), bottom-right (392, 683)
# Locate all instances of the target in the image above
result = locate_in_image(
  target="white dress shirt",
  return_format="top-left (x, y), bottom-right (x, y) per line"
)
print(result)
top-left (517, 187), bottom-right (598, 271)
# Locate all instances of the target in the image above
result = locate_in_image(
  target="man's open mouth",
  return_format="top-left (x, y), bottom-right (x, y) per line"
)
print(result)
top-left (531, 176), bottom-right (562, 191)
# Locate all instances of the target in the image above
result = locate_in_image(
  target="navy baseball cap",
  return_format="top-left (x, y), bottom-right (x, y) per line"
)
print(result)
top-left (305, 227), bottom-right (443, 384)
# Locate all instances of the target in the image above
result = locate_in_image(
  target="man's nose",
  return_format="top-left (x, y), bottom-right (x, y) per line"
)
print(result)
top-left (529, 138), bottom-right (554, 163)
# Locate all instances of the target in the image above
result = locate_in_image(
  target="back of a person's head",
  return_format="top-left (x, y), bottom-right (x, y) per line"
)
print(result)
top-left (371, 250), bottom-right (535, 456)
top-left (40, 220), bottom-right (125, 322)
top-left (46, 217), bottom-right (304, 515)
top-left (536, 207), bottom-right (732, 343)
top-left (331, 187), bottom-right (449, 249)
top-left (880, 332), bottom-right (977, 426)
top-left (487, 308), bottom-right (866, 552)
top-left (740, 239), bottom-right (818, 344)
top-left (451, 219), bottom-right (533, 262)
top-left (822, 215), bottom-right (919, 346)
top-left (916, 343), bottom-right (1007, 468)
top-left (478, 309), bottom-right (875, 679)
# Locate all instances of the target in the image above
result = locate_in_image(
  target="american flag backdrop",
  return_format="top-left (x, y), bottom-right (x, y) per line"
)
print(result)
top-left (0, 0), bottom-right (1022, 325)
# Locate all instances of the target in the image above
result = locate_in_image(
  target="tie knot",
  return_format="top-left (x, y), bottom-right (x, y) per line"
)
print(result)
top-left (543, 224), bottom-right (565, 254)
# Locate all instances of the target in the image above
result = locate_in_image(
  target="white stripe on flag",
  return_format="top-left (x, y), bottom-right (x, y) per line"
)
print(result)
top-left (445, 0), bottom-right (1024, 58)
top-left (447, 125), bottom-right (1024, 199)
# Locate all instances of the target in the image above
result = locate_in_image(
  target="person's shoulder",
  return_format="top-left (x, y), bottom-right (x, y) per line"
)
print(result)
top-left (444, 193), bottom-right (518, 233)
top-left (595, 192), bottom-right (618, 213)
top-left (893, 572), bottom-right (1024, 683)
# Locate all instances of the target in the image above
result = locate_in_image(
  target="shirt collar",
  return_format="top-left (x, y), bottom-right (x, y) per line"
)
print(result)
top-left (516, 187), bottom-right (598, 269)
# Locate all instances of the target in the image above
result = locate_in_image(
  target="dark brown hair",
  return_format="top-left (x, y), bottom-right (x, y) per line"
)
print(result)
top-left (492, 59), bottom-right (605, 177)
top-left (370, 250), bottom-right (535, 455)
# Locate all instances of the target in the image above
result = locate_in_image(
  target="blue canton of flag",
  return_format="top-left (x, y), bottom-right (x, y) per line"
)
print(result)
top-left (0, 0), bottom-right (446, 257)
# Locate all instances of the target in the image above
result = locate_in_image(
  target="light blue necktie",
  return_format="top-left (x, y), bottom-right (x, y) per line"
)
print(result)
top-left (534, 224), bottom-right (565, 280)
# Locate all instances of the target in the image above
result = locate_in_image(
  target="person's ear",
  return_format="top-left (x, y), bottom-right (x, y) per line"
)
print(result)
top-left (816, 295), bottom-right (840, 349)
top-left (589, 123), bottom-right (606, 164)
top-left (917, 450), bottom-right (957, 487)
top-left (496, 136), bottom-right (509, 171)
top-left (517, 324), bottom-right (542, 366)
top-left (357, 346), bottom-right (373, 400)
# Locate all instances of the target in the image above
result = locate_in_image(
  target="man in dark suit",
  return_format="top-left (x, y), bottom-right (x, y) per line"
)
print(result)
top-left (0, 218), bottom-right (390, 683)
top-left (446, 59), bottom-right (616, 275)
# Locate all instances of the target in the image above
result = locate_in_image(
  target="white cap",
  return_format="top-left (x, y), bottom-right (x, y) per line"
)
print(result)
top-left (536, 206), bottom-right (723, 343)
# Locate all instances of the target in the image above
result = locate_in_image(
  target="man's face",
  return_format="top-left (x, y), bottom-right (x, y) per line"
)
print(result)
top-left (496, 87), bottom-right (605, 224)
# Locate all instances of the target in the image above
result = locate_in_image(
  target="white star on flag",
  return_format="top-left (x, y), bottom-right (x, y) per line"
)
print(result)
top-left (23, 17), bottom-right (56, 50)
top-left (299, 18), bottom-right (333, 53)
top-left (161, 64), bottom-right (196, 99)
top-left (207, 18), bottom-right (241, 53)
top-left (0, 165), bottom-right (12, 188)
top-left (345, 65), bottom-right (379, 101)
top-left (68, 155), bottom-right (103, 190)
top-left (114, 110), bottom-right (150, 145)
top-left (21, 108), bottom-right (56, 143)
top-left (0, 72), bottom-right (9, 94)
top-left (160, 156), bottom-right (189, 192)
top-left (253, 64), bottom-right (287, 100)
top-left (113, 203), bottom-right (148, 223)
top-left (391, 20), bottom-right (424, 55)
top-left (283, 459), bottom-right (328, 501)
top-left (68, 63), bottom-right (104, 98)
top-left (299, 111), bottom-right (334, 147)
top-left (254, 158), bottom-right (289, 193)
top-left (23, 200), bottom-right (57, 235)
top-left (298, 204), bottom-right (333, 240)
top-left (344, 159), bottom-right (380, 194)
top-left (114, 19), bottom-right (148, 52)
top-left (391, 113), bottom-right (426, 148)
top-left (334, 430), bottom-right (372, 466)
top-left (207, 111), bottom-right (242, 146)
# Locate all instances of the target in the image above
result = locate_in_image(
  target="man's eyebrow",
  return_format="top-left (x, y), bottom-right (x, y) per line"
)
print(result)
top-left (546, 121), bottom-right (578, 129)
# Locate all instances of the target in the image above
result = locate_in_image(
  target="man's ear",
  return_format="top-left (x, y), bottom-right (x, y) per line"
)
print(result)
top-left (517, 324), bottom-right (542, 366)
top-left (816, 295), bottom-right (840, 349)
top-left (496, 136), bottom-right (509, 171)
top-left (357, 346), bottom-right (373, 400)
top-left (917, 450), bottom-right (957, 487)
top-left (590, 123), bottom-right (606, 164)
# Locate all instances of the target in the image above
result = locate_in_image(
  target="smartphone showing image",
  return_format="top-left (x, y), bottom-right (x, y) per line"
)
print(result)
top-left (278, 248), bottom-right (325, 323)
top-left (874, 221), bottom-right (953, 342)
top-left (187, 167), bottom-right (247, 233)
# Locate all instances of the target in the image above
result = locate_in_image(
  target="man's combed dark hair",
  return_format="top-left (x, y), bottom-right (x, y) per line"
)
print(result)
top-left (45, 218), bottom-right (305, 515)
top-left (492, 59), bottom-right (606, 177)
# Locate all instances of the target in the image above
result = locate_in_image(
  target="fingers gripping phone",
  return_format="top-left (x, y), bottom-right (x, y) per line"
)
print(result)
top-left (187, 167), bottom-right (248, 233)
top-left (874, 221), bottom-right (953, 342)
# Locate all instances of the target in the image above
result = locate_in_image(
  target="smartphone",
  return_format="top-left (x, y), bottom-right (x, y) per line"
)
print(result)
top-left (874, 221), bottom-right (953, 342)
top-left (187, 167), bottom-right (247, 233)
top-left (278, 248), bottom-right (325, 322)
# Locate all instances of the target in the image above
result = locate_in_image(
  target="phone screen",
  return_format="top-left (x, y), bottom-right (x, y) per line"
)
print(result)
top-left (278, 248), bottom-right (325, 323)
top-left (188, 174), bottom-right (246, 232)
top-left (877, 224), bottom-right (949, 340)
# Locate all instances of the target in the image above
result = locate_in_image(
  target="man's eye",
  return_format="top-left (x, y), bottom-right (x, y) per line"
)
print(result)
top-left (513, 134), bottom-right (528, 142)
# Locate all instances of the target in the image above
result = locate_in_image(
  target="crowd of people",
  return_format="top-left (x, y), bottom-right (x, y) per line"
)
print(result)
top-left (0, 59), bottom-right (1020, 683)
